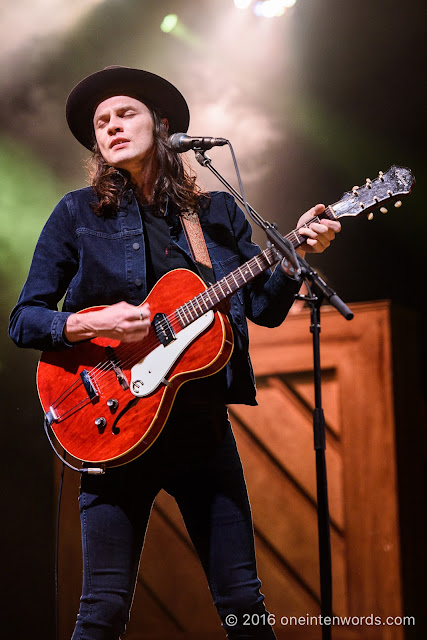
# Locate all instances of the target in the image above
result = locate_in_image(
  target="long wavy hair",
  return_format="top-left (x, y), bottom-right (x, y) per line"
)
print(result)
top-left (87, 109), bottom-right (206, 216)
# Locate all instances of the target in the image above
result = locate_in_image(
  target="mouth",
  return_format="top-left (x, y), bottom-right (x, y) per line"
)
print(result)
top-left (110, 138), bottom-right (130, 149)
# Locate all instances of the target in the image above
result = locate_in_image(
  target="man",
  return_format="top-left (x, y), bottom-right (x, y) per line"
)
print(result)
top-left (9, 67), bottom-right (340, 639)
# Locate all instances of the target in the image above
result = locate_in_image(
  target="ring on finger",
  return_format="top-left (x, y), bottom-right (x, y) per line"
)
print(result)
top-left (139, 309), bottom-right (144, 321)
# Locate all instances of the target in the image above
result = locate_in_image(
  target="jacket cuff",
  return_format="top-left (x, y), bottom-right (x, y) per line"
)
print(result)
top-left (269, 260), bottom-right (302, 295)
top-left (51, 311), bottom-right (74, 349)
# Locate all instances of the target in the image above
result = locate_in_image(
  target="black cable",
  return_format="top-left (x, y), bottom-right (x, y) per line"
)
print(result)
top-left (226, 141), bottom-right (257, 224)
top-left (226, 140), bottom-right (301, 272)
top-left (55, 458), bottom-right (65, 640)
top-left (43, 417), bottom-right (105, 474)
top-left (44, 417), bottom-right (104, 639)
top-left (195, 144), bottom-right (301, 275)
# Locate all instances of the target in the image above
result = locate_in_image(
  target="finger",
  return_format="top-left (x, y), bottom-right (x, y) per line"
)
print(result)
top-left (304, 203), bottom-right (325, 218)
top-left (136, 303), bottom-right (150, 322)
top-left (297, 203), bottom-right (326, 227)
top-left (301, 230), bottom-right (333, 253)
top-left (121, 319), bottom-right (151, 341)
top-left (304, 237), bottom-right (330, 252)
top-left (299, 223), bottom-right (329, 238)
top-left (299, 228), bottom-right (333, 247)
top-left (299, 221), bottom-right (338, 243)
top-left (325, 220), bottom-right (341, 233)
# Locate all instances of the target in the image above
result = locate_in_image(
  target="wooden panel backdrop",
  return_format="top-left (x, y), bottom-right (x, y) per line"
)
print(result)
top-left (57, 301), bottom-right (404, 640)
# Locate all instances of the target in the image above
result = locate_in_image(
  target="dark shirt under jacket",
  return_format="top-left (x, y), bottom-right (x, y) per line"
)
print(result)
top-left (9, 189), bottom-right (301, 406)
top-left (140, 203), bottom-right (194, 290)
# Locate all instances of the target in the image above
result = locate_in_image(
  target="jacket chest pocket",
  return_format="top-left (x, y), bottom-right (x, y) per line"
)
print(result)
top-left (67, 228), bottom-right (145, 308)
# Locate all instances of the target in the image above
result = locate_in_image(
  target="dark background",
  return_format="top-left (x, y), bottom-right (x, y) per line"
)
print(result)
top-left (1, 1), bottom-right (425, 637)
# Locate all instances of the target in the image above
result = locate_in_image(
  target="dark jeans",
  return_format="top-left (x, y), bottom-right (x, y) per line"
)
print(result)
top-left (71, 399), bottom-right (276, 639)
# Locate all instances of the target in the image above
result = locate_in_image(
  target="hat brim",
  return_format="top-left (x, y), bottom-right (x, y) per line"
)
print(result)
top-left (66, 67), bottom-right (190, 150)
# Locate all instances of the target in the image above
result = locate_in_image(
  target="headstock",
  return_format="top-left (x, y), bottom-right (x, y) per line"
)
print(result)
top-left (328, 166), bottom-right (415, 221)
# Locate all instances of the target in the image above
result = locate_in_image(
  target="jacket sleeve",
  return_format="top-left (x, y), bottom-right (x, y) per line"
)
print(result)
top-left (9, 195), bottom-right (79, 351)
top-left (225, 193), bottom-right (302, 327)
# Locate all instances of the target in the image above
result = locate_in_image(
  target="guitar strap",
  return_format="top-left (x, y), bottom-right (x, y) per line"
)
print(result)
top-left (179, 210), bottom-right (215, 285)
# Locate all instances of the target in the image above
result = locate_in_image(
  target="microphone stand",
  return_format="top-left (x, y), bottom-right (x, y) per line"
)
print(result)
top-left (195, 149), bottom-right (354, 639)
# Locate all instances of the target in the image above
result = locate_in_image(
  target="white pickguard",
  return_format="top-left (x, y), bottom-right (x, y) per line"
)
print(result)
top-left (130, 311), bottom-right (215, 397)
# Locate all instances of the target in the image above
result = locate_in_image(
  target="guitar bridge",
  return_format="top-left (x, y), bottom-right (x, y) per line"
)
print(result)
top-left (106, 346), bottom-right (129, 390)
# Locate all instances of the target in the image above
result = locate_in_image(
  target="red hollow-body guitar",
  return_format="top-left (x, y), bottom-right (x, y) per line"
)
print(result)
top-left (37, 166), bottom-right (414, 466)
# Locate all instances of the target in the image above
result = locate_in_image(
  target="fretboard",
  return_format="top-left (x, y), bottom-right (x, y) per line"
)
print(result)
top-left (176, 245), bottom-right (280, 328)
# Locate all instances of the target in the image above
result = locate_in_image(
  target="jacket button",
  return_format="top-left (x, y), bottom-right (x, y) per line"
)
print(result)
top-left (132, 242), bottom-right (140, 250)
top-left (134, 278), bottom-right (143, 287)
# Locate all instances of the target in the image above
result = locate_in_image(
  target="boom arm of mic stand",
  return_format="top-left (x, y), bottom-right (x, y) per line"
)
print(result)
top-left (194, 150), bottom-right (353, 321)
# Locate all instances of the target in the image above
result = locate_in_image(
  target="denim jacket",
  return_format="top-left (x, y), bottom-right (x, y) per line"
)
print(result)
top-left (9, 188), bottom-right (300, 405)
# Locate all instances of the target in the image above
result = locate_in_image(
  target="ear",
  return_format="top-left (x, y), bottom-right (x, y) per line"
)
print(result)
top-left (161, 117), bottom-right (169, 132)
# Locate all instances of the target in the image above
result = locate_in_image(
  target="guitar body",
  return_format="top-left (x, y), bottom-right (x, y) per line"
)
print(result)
top-left (37, 269), bottom-right (234, 466)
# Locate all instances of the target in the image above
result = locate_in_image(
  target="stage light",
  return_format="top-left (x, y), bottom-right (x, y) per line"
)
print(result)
top-left (161, 14), bottom-right (178, 33)
top-left (254, 1), bottom-right (283, 17)
top-left (160, 14), bottom-right (200, 47)
top-left (234, 0), bottom-right (253, 8)
top-left (253, 0), bottom-right (297, 18)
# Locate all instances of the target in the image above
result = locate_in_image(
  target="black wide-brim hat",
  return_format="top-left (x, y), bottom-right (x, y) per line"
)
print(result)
top-left (66, 66), bottom-right (190, 150)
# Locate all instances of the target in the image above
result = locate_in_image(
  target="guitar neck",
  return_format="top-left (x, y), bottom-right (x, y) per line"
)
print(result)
top-left (176, 245), bottom-right (280, 328)
top-left (177, 205), bottom-right (340, 327)
top-left (175, 208), bottom-right (337, 328)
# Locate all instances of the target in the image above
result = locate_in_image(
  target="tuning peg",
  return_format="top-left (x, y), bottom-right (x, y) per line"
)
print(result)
top-left (368, 213), bottom-right (374, 220)
top-left (352, 186), bottom-right (359, 195)
top-left (380, 207), bottom-right (388, 214)
top-left (378, 171), bottom-right (384, 182)
top-left (365, 178), bottom-right (372, 188)
top-left (394, 200), bottom-right (402, 208)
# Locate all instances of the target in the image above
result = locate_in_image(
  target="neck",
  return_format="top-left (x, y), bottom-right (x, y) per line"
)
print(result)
top-left (128, 155), bottom-right (158, 203)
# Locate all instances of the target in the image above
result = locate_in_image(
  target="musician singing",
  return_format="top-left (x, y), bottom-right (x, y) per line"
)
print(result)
top-left (9, 67), bottom-right (340, 639)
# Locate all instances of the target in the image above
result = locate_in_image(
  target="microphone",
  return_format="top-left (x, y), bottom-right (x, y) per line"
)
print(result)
top-left (169, 133), bottom-right (228, 152)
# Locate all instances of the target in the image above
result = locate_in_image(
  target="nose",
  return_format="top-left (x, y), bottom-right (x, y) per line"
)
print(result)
top-left (107, 114), bottom-right (123, 135)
